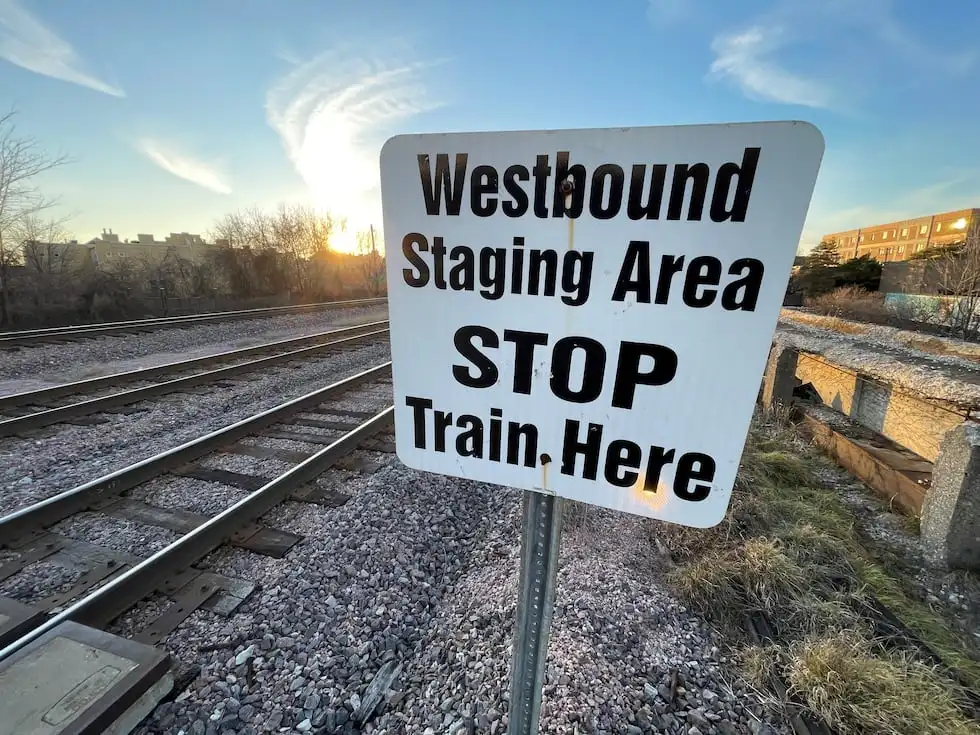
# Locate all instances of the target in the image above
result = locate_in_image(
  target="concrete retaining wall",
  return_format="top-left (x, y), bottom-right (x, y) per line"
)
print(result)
top-left (794, 352), bottom-right (966, 462)
top-left (884, 292), bottom-right (980, 327)
top-left (761, 343), bottom-right (980, 571)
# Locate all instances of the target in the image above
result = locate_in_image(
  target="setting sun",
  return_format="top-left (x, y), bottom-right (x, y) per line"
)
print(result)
top-left (330, 226), bottom-right (360, 254)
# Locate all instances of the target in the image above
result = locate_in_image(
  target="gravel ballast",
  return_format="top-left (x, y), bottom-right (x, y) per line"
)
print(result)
top-left (137, 456), bottom-right (788, 735)
top-left (51, 512), bottom-right (180, 556)
top-left (0, 304), bottom-right (388, 387)
top-left (133, 477), bottom-right (253, 517)
top-left (0, 340), bottom-right (391, 515)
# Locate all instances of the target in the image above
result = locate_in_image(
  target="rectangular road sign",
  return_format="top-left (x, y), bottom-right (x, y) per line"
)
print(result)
top-left (380, 122), bottom-right (823, 527)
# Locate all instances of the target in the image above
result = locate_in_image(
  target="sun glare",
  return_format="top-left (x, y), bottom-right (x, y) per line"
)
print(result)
top-left (331, 227), bottom-right (361, 254)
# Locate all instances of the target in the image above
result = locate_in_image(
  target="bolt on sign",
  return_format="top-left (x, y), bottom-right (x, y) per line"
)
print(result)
top-left (380, 122), bottom-right (823, 527)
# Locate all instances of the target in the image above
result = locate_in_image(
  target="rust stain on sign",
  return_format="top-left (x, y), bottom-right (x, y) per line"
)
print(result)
top-left (539, 452), bottom-right (553, 493)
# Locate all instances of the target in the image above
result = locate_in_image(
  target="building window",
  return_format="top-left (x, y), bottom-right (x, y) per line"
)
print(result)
top-left (879, 248), bottom-right (885, 255)
top-left (859, 235), bottom-right (865, 243)
top-left (920, 224), bottom-right (928, 234)
top-left (917, 243), bottom-right (924, 251)
top-left (881, 231), bottom-right (888, 240)
top-left (935, 222), bottom-right (942, 232)
top-left (898, 245), bottom-right (905, 253)
top-left (901, 227), bottom-right (909, 237)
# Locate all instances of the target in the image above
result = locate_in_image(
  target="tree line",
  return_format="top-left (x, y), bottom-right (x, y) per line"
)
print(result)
top-left (790, 241), bottom-right (882, 298)
top-left (791, 234), bottom-right (980, 340)
top-left (0, 112), bottom-right (386, 328)
top-left (209, 206), bottom-right (384, 301)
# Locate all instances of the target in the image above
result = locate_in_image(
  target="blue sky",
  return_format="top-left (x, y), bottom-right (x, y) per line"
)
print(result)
top-left (1, 0), bottom-right (977, 252)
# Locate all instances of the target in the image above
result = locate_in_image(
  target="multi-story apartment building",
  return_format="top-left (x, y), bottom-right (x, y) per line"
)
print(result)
top-left (25, 229), bottom-right (217, 272)
top-left (822, 208), bottom-right (979, 263)
top-left (85, 230), bottom-right (215, 268)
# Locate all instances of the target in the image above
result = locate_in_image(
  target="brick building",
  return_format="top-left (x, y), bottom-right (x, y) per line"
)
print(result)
top-left (822, 208), bottom-right (979, 263)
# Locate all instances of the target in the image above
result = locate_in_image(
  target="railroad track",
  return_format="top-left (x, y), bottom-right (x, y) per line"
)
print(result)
top-left (0, 297), bottom-right (387, 348)
top-left (0, 321), bottom-right (390, 437)
top-left (0, 362), bottom-right (395, 661)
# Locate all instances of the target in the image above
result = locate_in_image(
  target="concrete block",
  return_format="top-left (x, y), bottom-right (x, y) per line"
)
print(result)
top-left (922, 423), bottom-right (980, 570)
top-left (0, 597), bottom-right (45, 648)
top-left (789, 350), bottom-right (966, 463)
top-left (0, 621), bottom-right (171, 735)
top-left (796, 353), bottom-right (860, 415)
top-left (854, 378), bottom-right (963, 462)
top-left (761, 343), bottom-right (798, 408)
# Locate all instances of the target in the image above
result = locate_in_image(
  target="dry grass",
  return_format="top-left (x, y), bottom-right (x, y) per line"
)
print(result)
top-left (904, 336), bottom-right (980, 364)
top-left (741, 644), bottom-right (781, 688)
top-left (660, 406), bottom-right (980, 728)
top-left (670, 538), bottom-right (807, 618)
top-left (805, 286), bottom-right (893, 326)
top-left (788, 312), bottom-right (867, 334)
top-left (787, 632), bottom-right (976, 735)
top-left (562, 499), bottom-right (593, 529)
top-left (854, 559), bottom-right (980, 689)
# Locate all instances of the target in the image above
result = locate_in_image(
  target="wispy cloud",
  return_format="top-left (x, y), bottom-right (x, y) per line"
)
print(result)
top-left (0, 0), bottom-right (123, 96)
top-left (138, 139), bottom-right (232, 195)
top-left (266, 45), bottom-right (443, 227)
top-left (709, 0), bottom-right (974, 111)
top-left (709, 26), bottom-right (832, 109)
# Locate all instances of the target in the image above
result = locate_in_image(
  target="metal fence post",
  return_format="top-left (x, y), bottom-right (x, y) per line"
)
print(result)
top-left (508, 490), bottom-right (564, 735)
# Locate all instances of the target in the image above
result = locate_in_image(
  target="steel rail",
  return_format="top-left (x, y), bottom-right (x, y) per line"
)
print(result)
top-left (0, 297), bottom-right (387, 347)
top-left (0, 327), bottom-right (390, 437)
top-left (0, 320), bottom-right (389, 411)
top-left (0, 406), bottom-right (394, 662)
top-left (0, 361), bottom-right (393, 543)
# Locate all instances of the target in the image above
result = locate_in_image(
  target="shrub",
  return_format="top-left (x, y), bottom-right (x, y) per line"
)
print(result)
top-left (805, 286), bottom-right (894, 324)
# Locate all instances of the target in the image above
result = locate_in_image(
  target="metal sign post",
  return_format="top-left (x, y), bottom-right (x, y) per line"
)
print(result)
top-left (507, 491), bottom-right (564, 735)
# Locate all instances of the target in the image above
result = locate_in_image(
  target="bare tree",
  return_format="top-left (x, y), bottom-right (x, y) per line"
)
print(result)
top-left (210, 211), bottom-right (265, 297)
top-left (932, 238), bottom-right (980, 339)
top-left (0, 111), bottom-right (70, 325)
top-left (271, 203), bottom-right (308, 296)
top-left (15, 213), bottom-right (74, 274)
top-left (307, 210), bottom-right (333, 254)
top-left (357, 225), bottom-right (386, 296)
top-left (210, 211), bottom-right (247, 247)
top-left (211, 204), bottom-right (336, 301)
top-left (899, 227), bottom-right (980, 339)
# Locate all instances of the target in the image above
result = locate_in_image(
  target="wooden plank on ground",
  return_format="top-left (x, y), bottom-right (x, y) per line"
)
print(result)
top-left (800, 409), bottom-right (929, 515)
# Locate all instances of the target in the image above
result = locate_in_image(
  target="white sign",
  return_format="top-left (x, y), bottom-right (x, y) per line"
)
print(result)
top-left (380, 122), bottom-right (823, 527)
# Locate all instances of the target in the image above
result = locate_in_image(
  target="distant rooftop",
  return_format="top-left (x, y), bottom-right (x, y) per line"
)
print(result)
top-left (822, 207), bottom-right (978, 238)
top-left (87, 229), bottom-right (210, 246)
